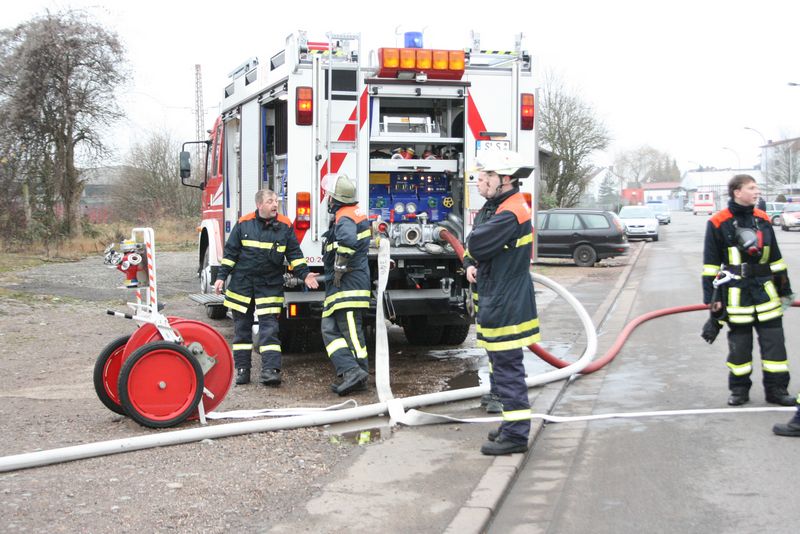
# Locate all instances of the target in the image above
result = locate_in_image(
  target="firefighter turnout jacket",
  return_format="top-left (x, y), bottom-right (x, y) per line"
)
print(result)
top-left (217, 211), bottom-right (309, 314)
top-left (464, 188), bottom-right (540, 351)
top-left (322, 204), bottom-right (371, 318)
top-left (702, 201), bottom-right (792, 325)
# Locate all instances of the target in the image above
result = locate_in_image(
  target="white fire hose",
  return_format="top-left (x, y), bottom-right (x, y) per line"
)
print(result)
top-left (0, 242), bottom-right (597, 472)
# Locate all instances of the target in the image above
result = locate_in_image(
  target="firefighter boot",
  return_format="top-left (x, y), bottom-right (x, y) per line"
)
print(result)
top-left (260, 368), bottom-right (281, 387)
top-left (487, 426), bottom-right (501, 442)
top-left (482, 394), bottom-right (503, 414)
top-left (765, 388), bottom-right (795, 406)
top-left (773, 410), bottom-right (800, 437)
top-left (727, 388), bottom-right (750, 406)
top-left (235, 368), bottom-right (251, 385)
top-left (336, 367), bottom-right (369, 396)
top-left (480, 436), bottom-right (528, 456)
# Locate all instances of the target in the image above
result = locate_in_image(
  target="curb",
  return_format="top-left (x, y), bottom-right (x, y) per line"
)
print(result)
top-left (444, 241), bottom-right (647, 533)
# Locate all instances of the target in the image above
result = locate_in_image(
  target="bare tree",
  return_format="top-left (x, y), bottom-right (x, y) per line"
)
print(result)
top-left (539, 73), bottom-right (610, 208)
top-left (113, 131), bottom-right (200, 220)
top-left (0, 10), bottom-right (127, 238)
top-left (614, 145), bottom-right (680, 185)
top-left (767, 139), bottom-right (800, 186)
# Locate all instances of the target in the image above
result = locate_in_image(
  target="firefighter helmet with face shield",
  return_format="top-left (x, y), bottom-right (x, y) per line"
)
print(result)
top-left (321, 173), bottom-right (357, 203)
top-left (472, 150), bottom-right (534, 179)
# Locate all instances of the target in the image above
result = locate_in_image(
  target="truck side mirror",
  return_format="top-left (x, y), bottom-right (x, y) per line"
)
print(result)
top-left (179, 151), bottom-right (192, 179)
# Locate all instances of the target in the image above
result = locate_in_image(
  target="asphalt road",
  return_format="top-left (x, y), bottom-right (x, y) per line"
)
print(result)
top-left (491, 211), bottom-right (800, 534)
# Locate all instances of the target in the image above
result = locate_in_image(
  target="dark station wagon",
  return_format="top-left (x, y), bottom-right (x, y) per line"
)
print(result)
top-left (536, 208), bottom-right (630, 266)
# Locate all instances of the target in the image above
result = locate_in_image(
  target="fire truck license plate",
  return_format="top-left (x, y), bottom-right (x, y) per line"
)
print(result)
top-left (476, 140), bottom-right (510, 151)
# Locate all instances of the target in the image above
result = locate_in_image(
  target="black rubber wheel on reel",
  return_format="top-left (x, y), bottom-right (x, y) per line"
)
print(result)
top-left (118, 341), bottom-right (204, 428)
top-left (93, 335), bottom-right (131, 415)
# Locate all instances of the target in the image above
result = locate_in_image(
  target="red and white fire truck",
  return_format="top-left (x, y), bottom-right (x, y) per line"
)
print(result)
top-left (180, 30), bottom-right (537, 351)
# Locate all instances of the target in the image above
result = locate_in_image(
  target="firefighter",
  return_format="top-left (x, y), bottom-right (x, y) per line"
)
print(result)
top-left (320, 174), bottom-right (372, 395)
top-left (702, 174), bottom-right (796, 407)
top-left (464, 151), bottom-right (539, 456)
top-left (214, 189), bottom-right (318, 386)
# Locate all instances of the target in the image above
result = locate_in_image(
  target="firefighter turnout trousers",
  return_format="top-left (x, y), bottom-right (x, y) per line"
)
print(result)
top-left (229, 285), bottom-right (284, 372)
top-left (727, 317), bottom-right (789, 393)
top-left (322, 309), bottom-right (368, 376)
top-left (491, 348), bottom-right (531, 444)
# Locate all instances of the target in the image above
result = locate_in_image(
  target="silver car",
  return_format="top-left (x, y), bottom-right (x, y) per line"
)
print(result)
top-left (618, 205), bottom-right (660, 241)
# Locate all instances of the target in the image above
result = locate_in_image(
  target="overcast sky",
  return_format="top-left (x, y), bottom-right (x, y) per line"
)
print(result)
top-left (6, 0), bottom-right (800, 173)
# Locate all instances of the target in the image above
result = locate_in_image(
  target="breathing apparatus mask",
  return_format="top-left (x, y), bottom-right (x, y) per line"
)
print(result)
top-left (734, 221), bottom-right (763, 257)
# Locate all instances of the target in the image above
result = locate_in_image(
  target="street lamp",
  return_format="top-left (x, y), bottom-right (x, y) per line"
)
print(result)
top-left (744, 126), bottom-right (769, 199)
top-left (721, 146), bottom-right (741, 169)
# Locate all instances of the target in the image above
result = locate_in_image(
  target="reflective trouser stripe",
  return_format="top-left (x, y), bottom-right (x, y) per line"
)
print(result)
top-left (727, 362), bottom-right (752, 376)
top-left (488, 360), bottom-right (493, 374)
top-left (259, 344), bottom-right (281, 354)
top-left (256, 307), bottom-right (282, 315)
top-left (233, 343), bottom-right (253, 351)
top-left (347, 311), bottom-right (368, 359)
top-left (225, 289), bottom-right (251, 304)
top-left (763, 360), bottom-right (790, 373)
top-left (477, 318), bottom-right (540, 338)
top-left (326, 338), bottom-right (349, 357)
top-left (503, 408), bottom-right (532, 421)
top-left (256, 296), bottom-right (284, 305)
top-left (224, 300), bottom-right (249, 313)
top-left (322, 300), bottom-right (369, 318)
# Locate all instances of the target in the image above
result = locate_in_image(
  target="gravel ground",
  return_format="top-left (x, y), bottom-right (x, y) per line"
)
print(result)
top-left (0, 251), bottom-right (472, 533)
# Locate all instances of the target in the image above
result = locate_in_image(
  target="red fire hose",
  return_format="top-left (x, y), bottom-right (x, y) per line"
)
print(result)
top-left (439, 228), bottom-right (800, 376)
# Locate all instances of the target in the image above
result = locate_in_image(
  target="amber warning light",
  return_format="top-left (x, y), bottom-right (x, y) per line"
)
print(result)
top-left (377, 48), bottom-right (465, 80)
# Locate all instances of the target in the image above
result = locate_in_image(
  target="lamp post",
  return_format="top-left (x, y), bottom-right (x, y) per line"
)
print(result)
top-left (744, 126), bottom-right (769, 200)
top-left (721, 146), bottom-right (741, 169)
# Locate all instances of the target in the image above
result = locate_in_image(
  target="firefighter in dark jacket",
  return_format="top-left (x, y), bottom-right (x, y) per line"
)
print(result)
top-left (702, 174), bottom-right (796, 408)
top-left (214, 189), bottom-right (318, 386)
top-left (320, 174), bottom-right (372, 396)
top-left (464, 151), bottom-right (539, 456)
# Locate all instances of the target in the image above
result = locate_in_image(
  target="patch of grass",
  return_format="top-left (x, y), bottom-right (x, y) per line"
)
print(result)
top-left (0, 218), bottom-right (199, 262)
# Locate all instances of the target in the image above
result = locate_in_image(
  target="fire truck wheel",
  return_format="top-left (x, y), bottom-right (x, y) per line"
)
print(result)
top-left (403, 316), bottom-right (444, 346)
top-left (440, 324), bottom-right (470, 345)
top-left (118, 341), bottom-right (204, 428)
top-left (206, 305), bottom-right (227, 320)
top-left (93, 335), bottom-right (131, 416)
top-left (200, 248), bottom-right (214, 294)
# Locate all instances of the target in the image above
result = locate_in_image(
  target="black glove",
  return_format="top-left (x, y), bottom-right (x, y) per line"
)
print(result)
top-left (333, 253), bottom-right (350, 288)
top-left (701, 317), bottom-right (722, 344)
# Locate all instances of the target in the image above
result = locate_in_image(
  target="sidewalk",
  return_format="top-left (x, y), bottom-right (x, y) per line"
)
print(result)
top-left (268, 244), bottom-right (644, 534)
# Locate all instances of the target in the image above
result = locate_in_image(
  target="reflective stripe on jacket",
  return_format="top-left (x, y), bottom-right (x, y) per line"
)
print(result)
top-left (465, 189), bottom-right (540, 351)
top-left (322, 204), bottom-right (371, 317)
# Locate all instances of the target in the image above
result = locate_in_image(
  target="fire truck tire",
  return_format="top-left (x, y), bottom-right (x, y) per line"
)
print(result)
top-left (440, 324), bottom-right (470, 345)
top-left (206, 305), bottom-right (227, 320)
top-left (118, 341), bottom-right (204, 428)
top-left (403, 316), bottom-right (444, 346)
top-left (200, 249), bottom-right (215, 294)
top-left (93, 335), bottom-right (131, 416)
top-left (279, 322), bottom-right (323, 353)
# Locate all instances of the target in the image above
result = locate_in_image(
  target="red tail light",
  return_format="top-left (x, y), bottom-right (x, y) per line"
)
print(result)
top-left (296, 192), bottom-right (311, 229)
top-left (296, 87), bottom-right (313, 125)
top-left (521, 93), bottom-right (534, 130)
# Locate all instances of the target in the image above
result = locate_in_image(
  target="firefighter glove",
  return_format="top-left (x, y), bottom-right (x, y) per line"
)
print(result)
top-left (701, 317), bottom-right (722, 344)
top-left (333, 253), bottom-right (351, 288)
top-left (781, 293), bottom-right (796, 312)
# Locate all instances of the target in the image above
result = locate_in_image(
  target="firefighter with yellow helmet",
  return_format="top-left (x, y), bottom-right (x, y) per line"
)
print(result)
top-left (320, 174), bottom-right (372, 395)
top-left (464, 150), bottom-right (539, 455)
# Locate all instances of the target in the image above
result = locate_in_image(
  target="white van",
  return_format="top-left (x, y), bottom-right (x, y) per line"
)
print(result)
top-left (693, 191), bottom-right (715, 215)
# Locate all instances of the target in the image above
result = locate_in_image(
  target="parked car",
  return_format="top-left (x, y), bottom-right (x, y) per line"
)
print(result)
top-left (780, 203), bottom-right (800, 231)
top-left (764, 201), bottom-right (786, 226)
top-left (618, 205), bottom-right (660, 241)
top-left (536, 208), bottom-right (629, 267)
top-left (648, 202), bottom-right (671, 224)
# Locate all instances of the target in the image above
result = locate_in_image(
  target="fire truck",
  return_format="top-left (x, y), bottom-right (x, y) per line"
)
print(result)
top-left (180, 30), bottom-right (537, 351)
